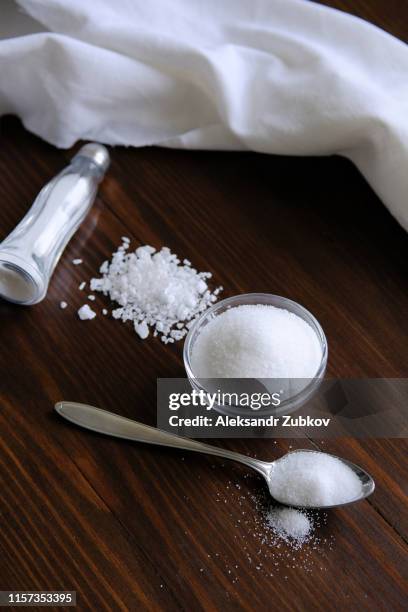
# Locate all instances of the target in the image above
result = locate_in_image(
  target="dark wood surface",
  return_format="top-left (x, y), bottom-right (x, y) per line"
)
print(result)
top-left (1, 2), bottom-right (407, 610)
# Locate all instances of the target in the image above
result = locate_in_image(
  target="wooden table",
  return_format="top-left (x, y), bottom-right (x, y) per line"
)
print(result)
top-left (0, 2), bottom-right (407, 610)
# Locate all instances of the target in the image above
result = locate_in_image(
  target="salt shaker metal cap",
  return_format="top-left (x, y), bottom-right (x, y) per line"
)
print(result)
top-left (0, 143), bottom-right (110, 305)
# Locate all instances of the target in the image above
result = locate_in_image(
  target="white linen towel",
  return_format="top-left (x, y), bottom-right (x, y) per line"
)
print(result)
top-left (0, 0), bottom-right (407, 230)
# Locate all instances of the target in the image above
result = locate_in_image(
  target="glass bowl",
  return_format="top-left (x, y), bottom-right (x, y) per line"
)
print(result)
top-left (183, 293), bottom-right (328, 417)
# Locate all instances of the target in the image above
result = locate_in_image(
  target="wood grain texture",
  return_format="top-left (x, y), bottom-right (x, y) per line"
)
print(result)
top-left (0, 1), bottom-right (407, 610)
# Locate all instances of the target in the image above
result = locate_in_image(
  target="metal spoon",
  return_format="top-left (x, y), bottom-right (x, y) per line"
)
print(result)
top-left (55, 401), bottom-right (375, 509)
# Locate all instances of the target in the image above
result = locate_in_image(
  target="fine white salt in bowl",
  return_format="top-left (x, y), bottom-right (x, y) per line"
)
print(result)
top-left (183, 293), bottom-right (328, 416)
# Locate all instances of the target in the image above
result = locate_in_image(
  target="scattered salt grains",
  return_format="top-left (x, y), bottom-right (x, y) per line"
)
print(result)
top-left (79, 281), bottom-right (86, 291)
top-left (102, 309), bottom-right (108, 316)
top-left (72, 258), bottom-right (83, 265)
top-left (77, 304), bottom-right (96, 320)
top-left (59, 301), bottom-right (68, 309)
top-left (88, 239), bottom-right (222, 340)
top-left (208, 470), bottom-right (333, 581)
top-left (87, 294), bottom-right (96, 301)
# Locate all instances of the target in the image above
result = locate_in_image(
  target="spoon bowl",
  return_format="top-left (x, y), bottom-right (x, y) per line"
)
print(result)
top-left (262, 448), bottom-right (375, 509)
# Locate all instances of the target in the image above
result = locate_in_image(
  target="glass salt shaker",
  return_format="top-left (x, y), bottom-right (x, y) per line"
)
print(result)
top-left (0, 143), bottom-right (110, 305)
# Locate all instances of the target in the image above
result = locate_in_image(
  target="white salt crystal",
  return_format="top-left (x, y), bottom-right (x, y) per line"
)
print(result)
top-left (72, 258), bottom-right (83, 265)
top-left (134, 321), bottom-right (149, 339)
top-left (99, 261), bottom-right (109, 274)
top-left (191, 304), bottom-right (322, 378)
top-left (267, 508), bottom-right (312, 541)
top-left (88, 294), bottom-right (96, 301)
top-left (78, 304), bottom-right (96, 320)
top-left (89, 239), bottom-right (222, 341)
top-left (79, 281), bottom-right (86, 291)
top-left (269, 451), bottom-right (363, 507)
top-left (197, 280), bottom-right (207, 294)
top-left (59, 301), bottom-right (68, 309)
top-left (102, 309), bottom-right (108, 315)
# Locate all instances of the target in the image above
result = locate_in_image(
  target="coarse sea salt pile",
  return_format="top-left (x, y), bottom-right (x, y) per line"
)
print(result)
top-left (267, 507), bottom-right (313, 544)
top-left (87, 239), bottom-right (222, 342)
top-left (191, 304), bottom-right (322, 378)
top-left (269, 451), bottom-right (363, 507)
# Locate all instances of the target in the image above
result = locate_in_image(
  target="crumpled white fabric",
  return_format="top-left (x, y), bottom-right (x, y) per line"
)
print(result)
top-left (1, 0), bottom-right (407, 230)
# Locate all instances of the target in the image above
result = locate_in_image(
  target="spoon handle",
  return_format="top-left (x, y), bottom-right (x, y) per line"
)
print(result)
top-left (55, 401), bottom-right (269, 476)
